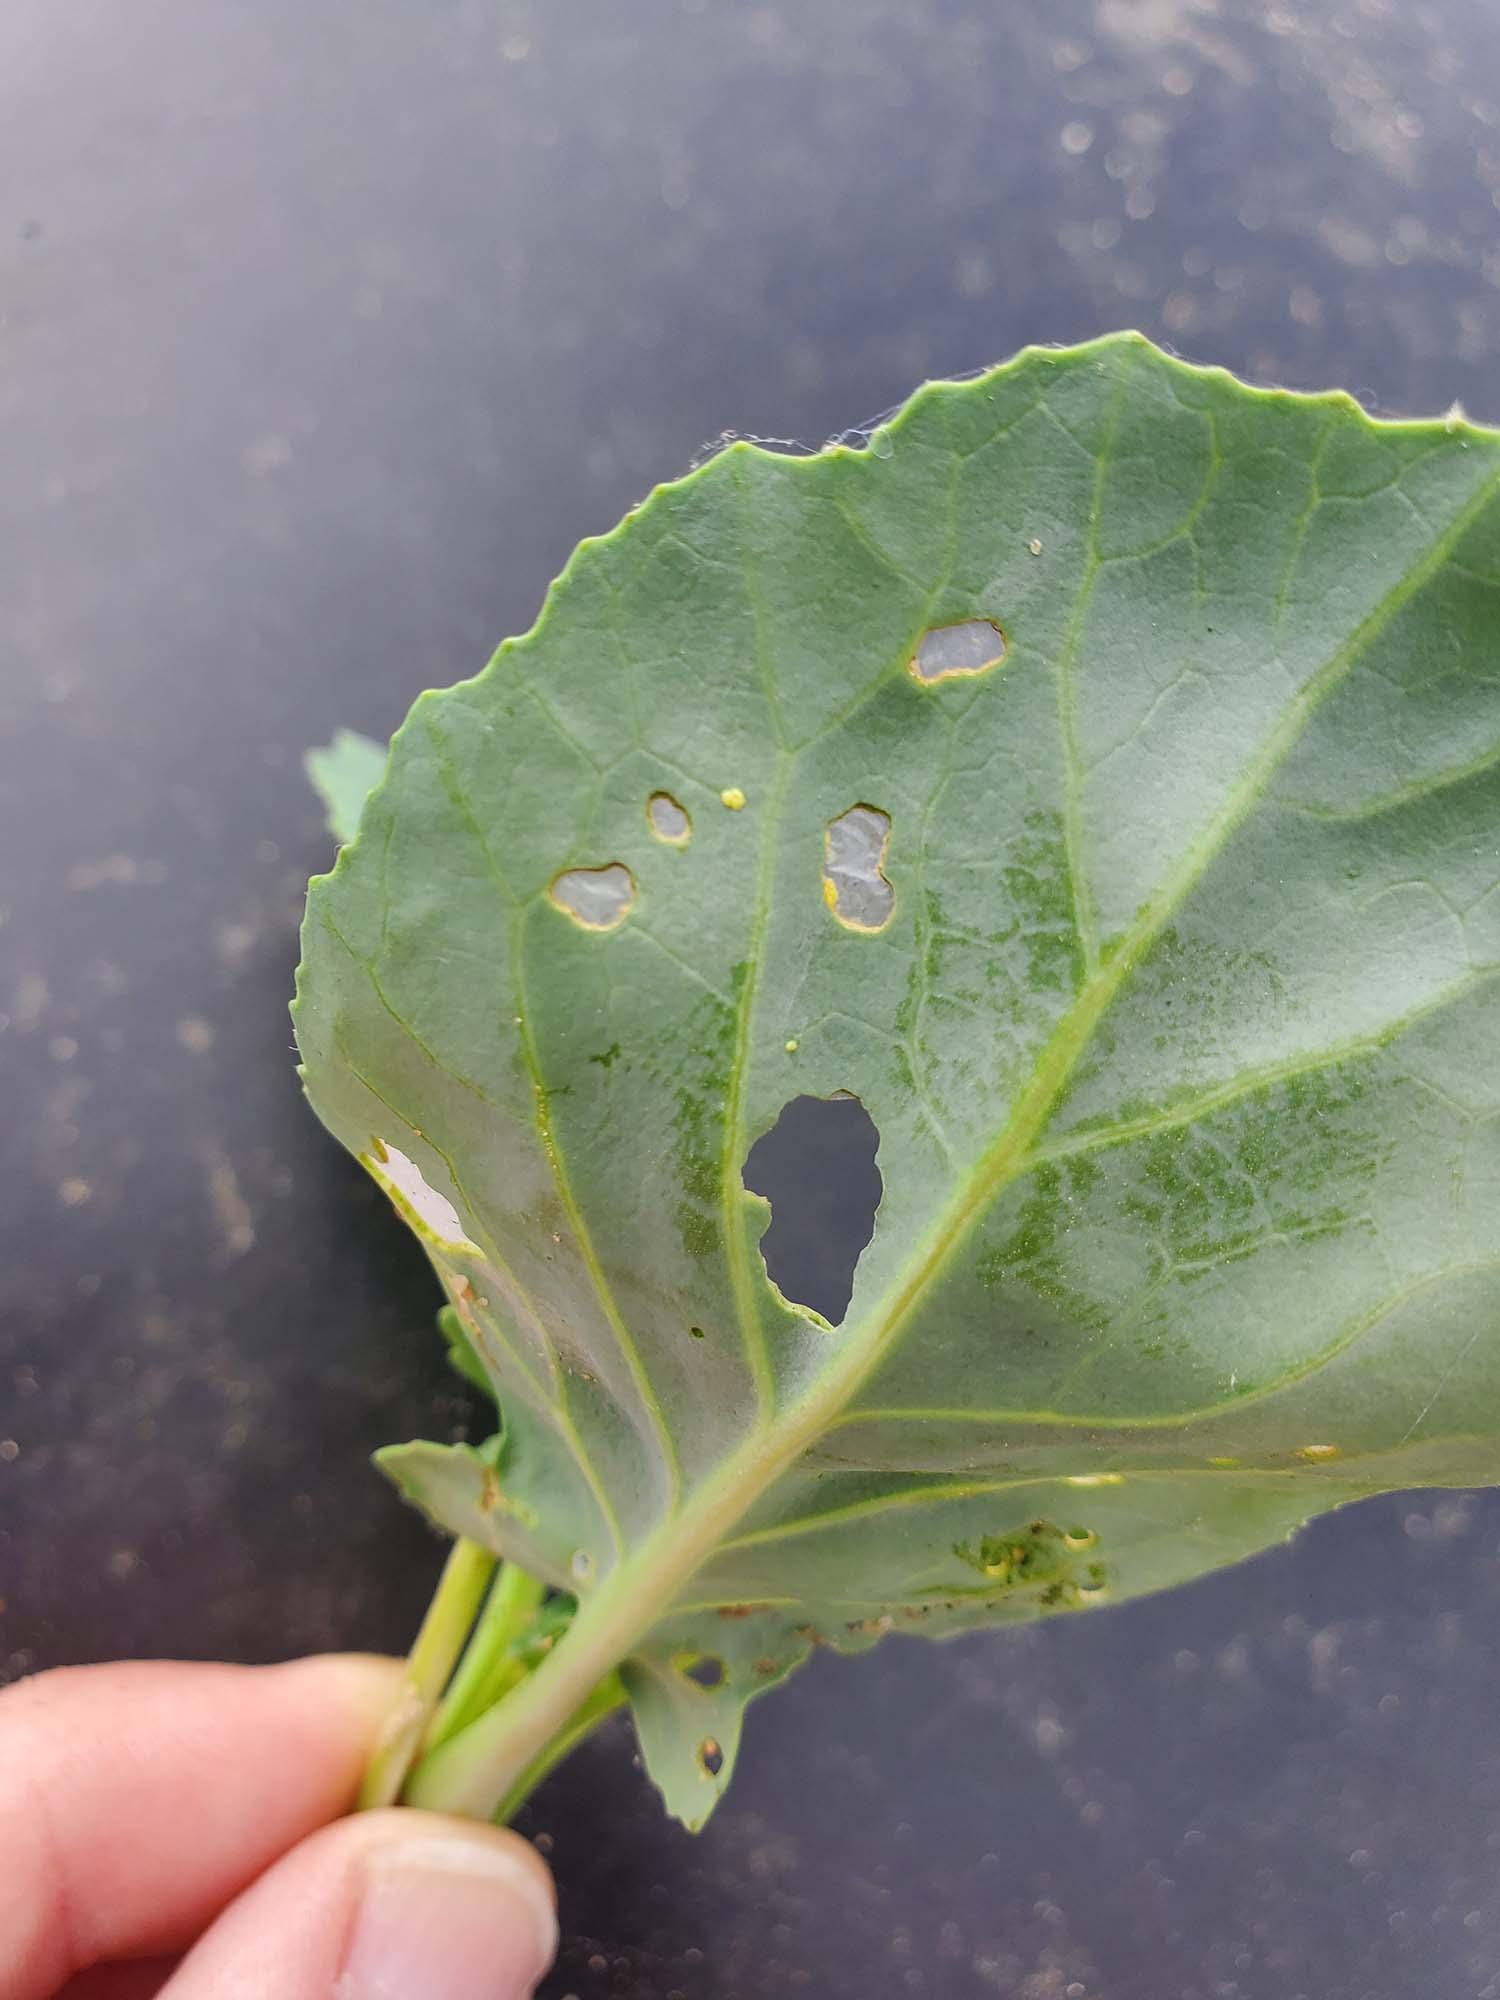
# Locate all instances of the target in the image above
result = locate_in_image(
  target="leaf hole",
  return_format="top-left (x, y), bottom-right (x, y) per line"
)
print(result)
top-left (548, 863), bottom-right (635, 932)
top-left (647, 791), bottom-right (692, 845)
top-left (678, 1653), bottom-right (727, 1690)
top-left (742, 1093), bottom-right (881, 1325)
top-left (908, 618), bottom-right (1006, 685)
top-left (822, 804), bottom-right (894, 933)
top-left (698, 1737), bottom-right (724, 1778)
top-left (569, 1549), bottom-right (594, 1585)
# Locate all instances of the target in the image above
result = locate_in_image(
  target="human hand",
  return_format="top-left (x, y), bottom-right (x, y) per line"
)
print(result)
top-left (0, 1655), bottom-right (557, 2000)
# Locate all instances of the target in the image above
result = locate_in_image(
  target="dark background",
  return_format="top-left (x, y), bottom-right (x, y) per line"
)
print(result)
top-left (5, 3), bottom-right (1500, 1995)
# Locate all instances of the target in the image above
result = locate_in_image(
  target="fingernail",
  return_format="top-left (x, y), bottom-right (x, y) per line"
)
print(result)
top-left (342, 1833), bottom-right (558, 1999)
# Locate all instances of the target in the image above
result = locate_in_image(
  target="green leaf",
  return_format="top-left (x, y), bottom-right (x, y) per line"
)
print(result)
top-left (436, 1303), bottom-right (496, 1400)
top-left (294, 333), bottom-right (1500, 1831)
top-left (305, 728), bottom-right (389, 845)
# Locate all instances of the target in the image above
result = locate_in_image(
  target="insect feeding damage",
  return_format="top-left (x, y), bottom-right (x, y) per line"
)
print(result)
top-left (549, 863), bottom-right (636, 931)
top-left (908, 618), bottom-right (1007, 685)
top-left (823, 803), bottom-right (895, 933)
top-left (366, 1139), bottom-right (479, 1251)
top-left (648, 791), bottom-right (692, 844)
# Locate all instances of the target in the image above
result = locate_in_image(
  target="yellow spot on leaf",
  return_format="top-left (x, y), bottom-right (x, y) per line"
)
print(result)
top-left (720, 786), bottom-right (747, 810)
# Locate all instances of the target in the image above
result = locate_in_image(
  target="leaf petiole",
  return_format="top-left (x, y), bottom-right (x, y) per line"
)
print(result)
top-left (488, 1670), bottom-right (628, 1824)
top-left (357, 1536), bottom-right (496, 1811)
top-left (421, 1559), bottom-right (548, 1756)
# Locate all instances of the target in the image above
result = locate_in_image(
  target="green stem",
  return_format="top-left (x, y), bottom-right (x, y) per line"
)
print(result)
top-left (403, 1447), bottom-right (774, 1819)
top-left (490, 1672), bottom-right (627, 1824)
top-left (358, 1537), bottom-right (496, 1811)
top-left (422, 1562), bottom-right (547, 1755)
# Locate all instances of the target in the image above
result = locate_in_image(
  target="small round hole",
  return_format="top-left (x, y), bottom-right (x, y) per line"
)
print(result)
top-left (679, 1654), bottom-right (726, 1690)
top-left (647, 791), bottom-right (692, 845)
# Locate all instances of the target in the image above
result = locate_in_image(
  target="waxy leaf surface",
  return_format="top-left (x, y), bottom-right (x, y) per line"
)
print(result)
top-left (296, 336), bottom-right (1500, 1826)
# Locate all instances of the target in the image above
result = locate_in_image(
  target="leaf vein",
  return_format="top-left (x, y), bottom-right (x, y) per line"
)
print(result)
top-left (420, 710), bottom-right (683, 1519)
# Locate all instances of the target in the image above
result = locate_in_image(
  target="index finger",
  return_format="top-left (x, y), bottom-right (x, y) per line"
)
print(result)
top-left (0, 1654), bottom-right (398, 2000)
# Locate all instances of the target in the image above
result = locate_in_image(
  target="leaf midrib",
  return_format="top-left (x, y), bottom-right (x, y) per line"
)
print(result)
top-left (457, 434), bottom-right (1500, 1685)
top-left (779, 452), bottom-right (1500, 1466)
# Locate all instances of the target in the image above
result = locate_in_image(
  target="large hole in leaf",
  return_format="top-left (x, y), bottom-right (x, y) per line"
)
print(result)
top-left (741, 1094), bottom-right (881, 1325)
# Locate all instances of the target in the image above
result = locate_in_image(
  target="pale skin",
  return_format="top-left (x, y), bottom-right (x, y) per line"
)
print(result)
top-left (0, 1655), bottom-right (558, 2000)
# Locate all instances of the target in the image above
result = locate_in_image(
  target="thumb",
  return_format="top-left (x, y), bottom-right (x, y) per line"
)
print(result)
top-left (158, 1809), bottom-right (557, 2000)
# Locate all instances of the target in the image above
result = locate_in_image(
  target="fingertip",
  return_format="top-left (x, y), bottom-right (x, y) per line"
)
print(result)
top-left (345, 1812), bottom-right (559, 1996)
top-left (0, 1653), bottom-right (415, 1996)
top-left (258, 1651), bottom-right (406, 1727)
top-left (162, 1808), bottom-right (558, 2000)
top-left (356, 1809), bottom-right (557, 1922)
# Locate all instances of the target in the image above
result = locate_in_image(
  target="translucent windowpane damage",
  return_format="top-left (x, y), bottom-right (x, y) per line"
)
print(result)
top-left (549, 863), bottom-right (636, 931)
top-left (647, 791), bottom-right (692, 844)
top-left (909, 619), bottom-right (1006, 685)
top-left (366, 1139), bottom-right (479, 1250)
top-left (822, 804), bottom-right (894, 933)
